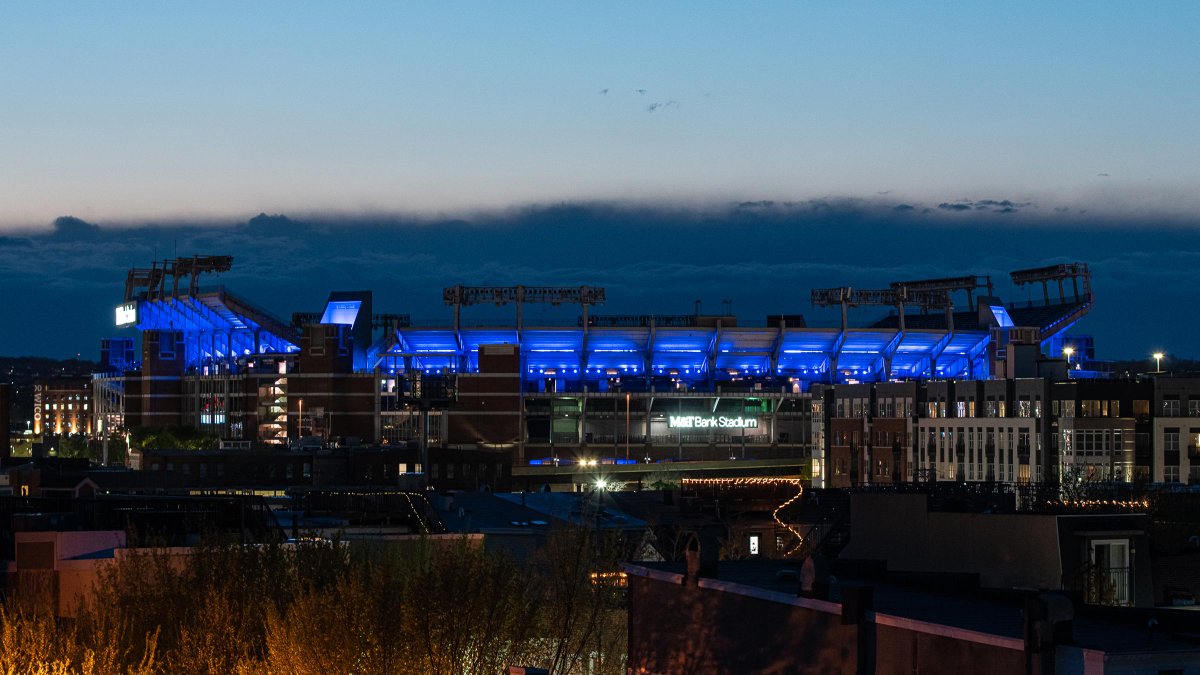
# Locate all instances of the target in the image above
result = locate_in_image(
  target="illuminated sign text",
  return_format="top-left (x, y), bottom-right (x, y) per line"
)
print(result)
top-left (668, 415), bottom-right (759, 429)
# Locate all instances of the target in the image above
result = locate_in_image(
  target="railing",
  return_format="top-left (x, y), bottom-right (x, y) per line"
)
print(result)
top-left (1086, 566), bottom-right (1131, 607)
top-left (1066, 563), bottom-right (1131, 607)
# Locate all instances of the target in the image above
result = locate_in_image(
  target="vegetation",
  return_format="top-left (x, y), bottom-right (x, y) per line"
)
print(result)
top-left (0, 531), bottom-right (627, 675)
top-left (129, 426), bottom-right (220, 451)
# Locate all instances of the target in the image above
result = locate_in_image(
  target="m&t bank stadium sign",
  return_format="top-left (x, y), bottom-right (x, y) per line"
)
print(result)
top-left (668, 415), bottom-right (759, 429)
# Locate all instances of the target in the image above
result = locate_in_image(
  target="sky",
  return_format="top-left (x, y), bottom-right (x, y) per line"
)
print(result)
top-left (1, 3), bottom-right (1198, 359)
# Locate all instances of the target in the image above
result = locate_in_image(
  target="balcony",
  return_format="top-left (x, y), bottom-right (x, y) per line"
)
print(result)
top-left (1084, 566), bottom-right (1131, 607)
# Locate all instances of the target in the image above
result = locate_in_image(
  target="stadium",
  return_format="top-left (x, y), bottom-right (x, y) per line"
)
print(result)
top-left (93, 257), bottom-right (1094, 489)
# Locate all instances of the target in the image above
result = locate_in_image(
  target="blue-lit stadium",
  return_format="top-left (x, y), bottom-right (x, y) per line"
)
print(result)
top-left (110, 257), bottom-right (1092, 390)
top-left (93, 256), bottom-right (1095, 489)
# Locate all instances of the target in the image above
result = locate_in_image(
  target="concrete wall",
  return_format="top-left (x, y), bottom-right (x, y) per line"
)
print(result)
top-left (6, 530), bottom-right (126, 617)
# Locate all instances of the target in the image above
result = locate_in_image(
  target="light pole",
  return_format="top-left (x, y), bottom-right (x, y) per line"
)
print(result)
top-left (1062, 346), bottom-right (1074, 365)
top-left (1153, 352), bottom-right (1165, 374)
top-left (625, 393), bottom-right (631, 462)
top-left (297, 398), bottom-right (304, 440)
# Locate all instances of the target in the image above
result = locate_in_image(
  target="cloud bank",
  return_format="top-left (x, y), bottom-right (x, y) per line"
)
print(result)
top-left (5, 199), bottom-right (1198, 360)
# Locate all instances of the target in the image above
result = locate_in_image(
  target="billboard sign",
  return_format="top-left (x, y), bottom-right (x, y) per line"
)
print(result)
top-left (115, 302), bottom-right (138, 326)
top-left (668, 415), bottom-right (759, 429)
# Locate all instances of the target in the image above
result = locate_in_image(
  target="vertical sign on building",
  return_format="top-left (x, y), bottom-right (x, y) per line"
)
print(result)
top-left (33, 384), bottom-right (43, 435)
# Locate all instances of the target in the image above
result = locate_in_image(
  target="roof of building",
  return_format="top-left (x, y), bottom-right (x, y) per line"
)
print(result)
top-left (629, 560), bottom-right (1200, 656)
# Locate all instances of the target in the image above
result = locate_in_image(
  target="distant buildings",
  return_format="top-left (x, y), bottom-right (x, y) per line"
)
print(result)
top-left (32, 377), bottom-right (92, 437)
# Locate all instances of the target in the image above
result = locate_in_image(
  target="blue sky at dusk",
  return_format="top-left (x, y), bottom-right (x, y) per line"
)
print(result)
top-left (1, 4), bottom-right (1198, 360)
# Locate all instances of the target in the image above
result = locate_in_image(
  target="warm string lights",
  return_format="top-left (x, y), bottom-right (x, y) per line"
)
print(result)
top-left (1047, 498), bottom-right (1150, 510)
top-left (772, 486), bottom-right (806, 557)
top-left (681, 477), bottom-right (807, 556)
top-left (681, 477), bottom-right (804, 486)
top-left (399, 492), bottom-right (430, 534)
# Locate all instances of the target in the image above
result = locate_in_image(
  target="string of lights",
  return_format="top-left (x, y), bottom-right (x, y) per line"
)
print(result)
top-left (681, 477), bottom-right (804, 486)
top-left (681, 477), bottom-right (807, 556)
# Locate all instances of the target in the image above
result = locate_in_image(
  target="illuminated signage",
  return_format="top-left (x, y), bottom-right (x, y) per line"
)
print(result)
top-left (33, 384), bottom-right (42, 435)
top-left (668, 415), bottom-right (759, 429)
top-left (115, 302), bottom-right (138, 326)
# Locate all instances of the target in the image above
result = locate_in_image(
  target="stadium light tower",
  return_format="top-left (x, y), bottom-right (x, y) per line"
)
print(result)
top-left (1153, 352), bottom-right (1165, 373)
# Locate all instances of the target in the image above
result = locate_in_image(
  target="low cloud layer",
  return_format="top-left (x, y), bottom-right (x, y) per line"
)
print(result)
top-left (5, 199), bottom-right (1199, 360)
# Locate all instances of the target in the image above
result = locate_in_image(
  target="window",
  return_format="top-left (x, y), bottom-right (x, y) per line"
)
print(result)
top-left (1018, 399), bottom-right (1032, 418)
top-left (956, 401), bottom-right (966, 418)
top-left (1189, 399), bottom-right (1200, 417)
top-left (1164, 466), bottom-right (1180, 483)
top-left (1122, 399), bottom-right (1143, 420)
top-left (1164, 398), bottom-right (1181, 416)
top-left (1164, 430), bottom-right (1180, 453)
top-left (749, 534), bottom-right (760, 556)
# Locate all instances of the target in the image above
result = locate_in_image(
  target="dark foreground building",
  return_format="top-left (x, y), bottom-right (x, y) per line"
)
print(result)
top-left (625, 559), bottom-right (1200, 674)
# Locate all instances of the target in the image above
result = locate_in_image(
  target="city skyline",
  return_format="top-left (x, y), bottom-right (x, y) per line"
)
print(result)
top-left (0, 202), bottom-right (1195, 361)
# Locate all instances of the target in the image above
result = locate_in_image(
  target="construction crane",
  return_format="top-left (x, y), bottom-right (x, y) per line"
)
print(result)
top-left (811, 287), bottom-right (954, 331)
top-left (442, 285), bottom-right (606, 330)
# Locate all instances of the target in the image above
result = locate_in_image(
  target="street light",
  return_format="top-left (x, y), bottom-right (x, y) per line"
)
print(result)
top-left (625, 393), bottom-right (631, 462)
top-left (1062, 346), bottom-right (1074, 365)
top-left (1153, 352), bottom-right (1165, 373)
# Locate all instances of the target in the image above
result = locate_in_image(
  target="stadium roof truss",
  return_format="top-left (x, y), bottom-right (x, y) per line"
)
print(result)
top-left (374, 324), bottom-right (991, 385)
top-left (132, 287), bottom-right (301, 366)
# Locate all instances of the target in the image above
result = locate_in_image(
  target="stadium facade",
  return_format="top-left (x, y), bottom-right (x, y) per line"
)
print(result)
top-left (91, 257), bottom-right (1100, 489)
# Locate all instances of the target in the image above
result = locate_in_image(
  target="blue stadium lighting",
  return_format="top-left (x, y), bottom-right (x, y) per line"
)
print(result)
top-left (320, 300), bottom-right (362, 325)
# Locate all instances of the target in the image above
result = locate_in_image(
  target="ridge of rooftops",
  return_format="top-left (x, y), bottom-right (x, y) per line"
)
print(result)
top-left (625, 559), bottom-right (1200, 655)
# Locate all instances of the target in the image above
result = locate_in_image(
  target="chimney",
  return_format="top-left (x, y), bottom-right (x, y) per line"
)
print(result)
top-left (684, 528), bottom-right (720, 584)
